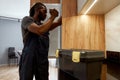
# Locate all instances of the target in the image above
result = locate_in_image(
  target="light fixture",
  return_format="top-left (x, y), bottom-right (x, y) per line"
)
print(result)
top-left (84, 0), bottom-right (98, 15)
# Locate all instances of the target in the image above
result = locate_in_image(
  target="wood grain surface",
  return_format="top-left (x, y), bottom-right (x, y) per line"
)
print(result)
top-left (31, 0), bottom-right (60, 6)
top-left (62, 15), bottom-right (105, 51)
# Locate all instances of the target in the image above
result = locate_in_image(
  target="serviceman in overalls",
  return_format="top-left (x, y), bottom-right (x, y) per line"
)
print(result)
top-left (19, 2), bottom-right (61, 80)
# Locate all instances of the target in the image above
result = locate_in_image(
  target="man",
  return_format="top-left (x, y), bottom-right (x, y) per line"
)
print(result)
top-left (19, 2), bottom-right (61, 80)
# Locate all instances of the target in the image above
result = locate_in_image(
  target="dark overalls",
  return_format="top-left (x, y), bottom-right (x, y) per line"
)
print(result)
top-left (19, 31), bottom-right (49, 80)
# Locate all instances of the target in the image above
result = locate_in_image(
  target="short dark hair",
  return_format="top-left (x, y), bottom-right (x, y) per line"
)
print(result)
top-left (29, 2), bottom-right (46, 17)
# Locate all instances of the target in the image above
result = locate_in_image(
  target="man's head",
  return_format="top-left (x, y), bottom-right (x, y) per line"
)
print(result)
top-left (30, 2), bottom-right (47, 20)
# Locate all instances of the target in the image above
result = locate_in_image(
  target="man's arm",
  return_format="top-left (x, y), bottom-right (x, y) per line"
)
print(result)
top-left (28, 9), bottom-right (58, 35)
top-left (49, 16), bottom-right (62, 31)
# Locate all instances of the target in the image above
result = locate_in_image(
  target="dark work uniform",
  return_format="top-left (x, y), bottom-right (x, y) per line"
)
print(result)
top-left (19, 16), bottom-right (49, 80)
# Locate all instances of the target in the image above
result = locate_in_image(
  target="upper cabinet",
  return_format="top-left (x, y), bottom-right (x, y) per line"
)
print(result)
top-left (0, 0), bottom-right (30, 19)
top-left (78, 0), bottom-right (120, 15)
top-left (62, 0), bottom-right (77, 18)
top-left (31, 0), bottom-right (60, 6)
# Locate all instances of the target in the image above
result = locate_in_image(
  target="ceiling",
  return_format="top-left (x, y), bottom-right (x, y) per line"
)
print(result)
top-left (78, 0), bottom-right (120, 15)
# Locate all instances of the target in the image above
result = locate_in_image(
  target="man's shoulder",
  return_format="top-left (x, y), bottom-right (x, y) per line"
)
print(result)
top-left (21, 16), bottom-right (34, 24)
top-left (21, 16), bottom-right (34, 28)
top-left (22, 16), bottom-right (33, 20)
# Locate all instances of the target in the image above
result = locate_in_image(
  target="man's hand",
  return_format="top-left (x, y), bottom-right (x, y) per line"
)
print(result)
top-left (49, 16), bottom-right (62, 31)
top-left (57, 16), bottom-right (62, 25)
top-left (49, 9), bottom-right (59, 17)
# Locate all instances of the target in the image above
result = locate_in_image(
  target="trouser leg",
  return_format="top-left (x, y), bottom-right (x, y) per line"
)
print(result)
top-left (35, 55), bottom-right (49, 80)
top-left (19, 51), bottom-right (34, 80)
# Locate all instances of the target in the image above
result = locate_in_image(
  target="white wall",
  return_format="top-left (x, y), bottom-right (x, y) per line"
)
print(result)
top-left (0, 0), bottom-right (30, 19)
top-left (105, 4), bottom-right (120, 51)
top-left (0, 0), bottom-right (30, 65)
top-left (0, 19), bottom-right (23, 65)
